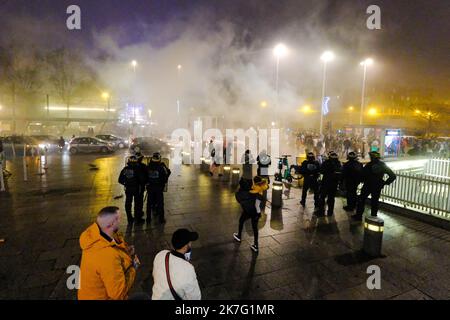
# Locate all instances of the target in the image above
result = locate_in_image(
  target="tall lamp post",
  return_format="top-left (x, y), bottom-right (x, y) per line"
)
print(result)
top-left (359, 58), bottom-right (373, 127)
top-left (177, 64), bottom-right (182, 117)
top-left (319, 51), bottom-right (335, 136)
top-left (273, 43), bottom-right (288, 126)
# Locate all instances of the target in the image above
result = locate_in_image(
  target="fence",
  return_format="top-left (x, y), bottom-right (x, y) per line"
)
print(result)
top-left (381, 172), bottom-right (450, 221)
top-left (424, 158), bottom-right (450, 179)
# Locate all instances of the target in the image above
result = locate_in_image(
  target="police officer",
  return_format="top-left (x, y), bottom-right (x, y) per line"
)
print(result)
top-left (146, 152), bottom-right (171, 224)
top-left (296, 152), bottom-right (320, 208)
top-left (316, 151), bottom-right (342, 216)
top-left (342, 151), bottom-right (363, 211)
top-left (256, 150), bottom-right (271, 184)
top-left (352, 151), bottom-right (396, 221)
top-left (118, 156), bottom-right (146, 224)
top-left (135, 152), bottom-right (148, 218)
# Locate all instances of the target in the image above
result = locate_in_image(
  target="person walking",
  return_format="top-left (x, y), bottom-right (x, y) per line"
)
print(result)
top-left (146, 152), bottom-right (171, 224)
top-left (118, 156), bottom-right (147, 224)
top-left (342, 151), bottom-right (363, 211)
top-left (152, 229), bottom-right (201, 300)
top-left (352, 151), bottom-right (397, 221)
top-left (233, 177), bottom-right (267, 253)
top-left (316, 151), bottom-right (342, 216)
top-left (78, 206), bottom-right (139, 300)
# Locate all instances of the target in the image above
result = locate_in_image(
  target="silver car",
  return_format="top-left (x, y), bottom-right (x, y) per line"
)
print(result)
top-left (68, 137), bottom-right (115, 154)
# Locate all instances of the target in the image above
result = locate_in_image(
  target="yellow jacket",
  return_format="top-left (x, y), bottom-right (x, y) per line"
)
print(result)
top-left (250, 180), bottom-right (269, 196)
top-left (78, 223), bottom-right (136, 300)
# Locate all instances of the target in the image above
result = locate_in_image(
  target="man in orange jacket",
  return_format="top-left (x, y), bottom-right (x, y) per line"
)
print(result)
top-left (78, 206), bottom-right (138, 300)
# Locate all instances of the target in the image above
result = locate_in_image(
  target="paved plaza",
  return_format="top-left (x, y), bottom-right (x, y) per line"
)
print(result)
top-left (1, 152), bottom-right (450, 300)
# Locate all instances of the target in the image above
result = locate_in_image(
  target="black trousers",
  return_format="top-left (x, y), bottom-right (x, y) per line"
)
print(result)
top-left (301, 178), bottom-right (319, 206)
top-left (318, 183), bottom-right (338, 214)
top-left (125, 188), bottom-right (143, 219)
top-left (238, 211), bottom-right (259, 246)
top-left (147, 189), bottom-right (165, 220)
top-left (345, 181), bottom-right (359, 210)
top-left (356, 184), bottom-right (382, 217)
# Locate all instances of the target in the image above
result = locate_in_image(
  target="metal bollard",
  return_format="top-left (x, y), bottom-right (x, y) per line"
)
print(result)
top-left (204, 158), bottom-right (211, 172)
top-left (199, 157), bottom-right (206, 171)
top-left (271, 181), bottom-right (283, 208)
top-left (363, 216), bottom-right (384, 257)
top-left (231, 168), bottom-right (240, 186)
top-left (223, 165), bottom-right (231, 181)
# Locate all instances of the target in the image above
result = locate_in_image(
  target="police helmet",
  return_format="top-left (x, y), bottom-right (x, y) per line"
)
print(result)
top-left (151, 152), bottom-right (162, 162)
top-left (347, 151), bottom-right (357, 160)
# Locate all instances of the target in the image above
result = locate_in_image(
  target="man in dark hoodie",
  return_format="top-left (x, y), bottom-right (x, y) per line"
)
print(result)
top-left (342, 151), bottom-right (363, 211)
top-left (316, 151), bottom-right (342, 216)
top-left (352, 151), bottom-right (396, 221)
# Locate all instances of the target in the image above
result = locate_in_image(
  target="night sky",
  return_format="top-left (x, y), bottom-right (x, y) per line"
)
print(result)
top-left (0, 0), bottom-right (449, 98)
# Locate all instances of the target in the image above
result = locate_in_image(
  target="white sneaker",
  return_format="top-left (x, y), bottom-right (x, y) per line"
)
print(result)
top-left (233, 233), bottom-right (241, 242)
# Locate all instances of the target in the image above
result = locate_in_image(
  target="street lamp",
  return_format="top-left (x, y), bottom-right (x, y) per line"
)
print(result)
top-left (273, 43), bottom-right (288, 116)
top-left (359, 58), bottom-right (374, 126)
top-left (101, 92), bottom-right (110, 112)
top-left (177, 64), bottom-right (182, 116)
top-left (260, 101), bottom-right (268, 108)
top-left (319, 51), bottom-right (335, 136)
top-left (131, 60), bottom-right (138, 72)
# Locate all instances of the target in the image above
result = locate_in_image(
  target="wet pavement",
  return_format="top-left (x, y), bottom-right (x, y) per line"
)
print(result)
top-left (1, 151), bottom-right (450, 300)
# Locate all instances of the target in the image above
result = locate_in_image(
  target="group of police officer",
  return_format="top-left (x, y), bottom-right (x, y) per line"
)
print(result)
top-left (118, 152), bottom-right (171, 224)
top-left (295, 150), bottom-right (396, 219)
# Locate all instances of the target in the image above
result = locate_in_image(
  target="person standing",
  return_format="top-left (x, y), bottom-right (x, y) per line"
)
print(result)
top-left (146, 152), bottom-right (171, 224)
top-left (241, 149), bottom-right (255, 183)
top-left (297, 152), bottom-right (320, 208)
top-left (78, 206), bottom-right (138, 300)
top-left (58, 136), bottom-right (65, 152)
top-left (152, 229), bottom-right (201, 300)
top-left (342, 151), bottom-right (363, 211)
top-left (118, 156), bottom-right (146, 224)
top-left (352, 151), bottom-right (397, 221)
top-left (316, 151), bottom-right (342, 216)
top-left (256, 150), bottom-right (271, 184)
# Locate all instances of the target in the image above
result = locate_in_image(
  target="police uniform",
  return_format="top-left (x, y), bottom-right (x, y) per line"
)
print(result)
top-left (296, 153), bottom-right (320, 207)
top-left (342, 152), bottom-right (363, 211)
top-left (118, 156), bottom-right (147, 223)
top-left (352, 152), bottom-right (396, 220)
top-left (146, 153), bottom-right (171, 223)
top-left (316, 152), bottom-right (342, 216)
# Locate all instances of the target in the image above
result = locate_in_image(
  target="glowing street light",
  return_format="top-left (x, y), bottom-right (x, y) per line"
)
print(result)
top-left (260, 101), bottom-right (268, 108)
top-left (368, 108), bottom-right (378, 116)
top-left (359, 58), bottom-right (374, 126)
top-left (320, 50), bottom-right (335, 135)
top-left (131, 60), bottom-right (138, 72)
top-left (101, 92), bottom-right (110, 100)
top-left (415, 109), bottom-right (421, 114)
top-left (300, 105), bottom-right (312, 113)
top-left (348, 106), bottom-right (354, 111)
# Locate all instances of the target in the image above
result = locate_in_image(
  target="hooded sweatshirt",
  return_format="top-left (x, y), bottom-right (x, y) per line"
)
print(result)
top-left (78, 223), bottom-right (136, 300)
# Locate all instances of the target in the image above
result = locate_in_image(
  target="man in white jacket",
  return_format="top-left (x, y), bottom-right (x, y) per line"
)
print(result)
top-left (152, 228), bottom-right (201, 300)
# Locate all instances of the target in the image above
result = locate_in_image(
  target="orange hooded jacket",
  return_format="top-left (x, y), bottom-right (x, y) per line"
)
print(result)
top-left (78, 223), bottom-right (136, 300)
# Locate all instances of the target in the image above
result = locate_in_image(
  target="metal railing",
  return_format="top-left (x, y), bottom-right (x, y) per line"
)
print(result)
top-left (424, 158), bottom-right (450, 179)
top-left (380, 172), bottom-right (450, 221)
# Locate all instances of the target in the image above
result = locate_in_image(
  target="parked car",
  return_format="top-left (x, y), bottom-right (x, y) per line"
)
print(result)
top-left (68, 137), bottom-right (115, 154)
top-left (129, 137), bottom-right (170, 156)
top-left (95, 134), bottom-right (128, 149)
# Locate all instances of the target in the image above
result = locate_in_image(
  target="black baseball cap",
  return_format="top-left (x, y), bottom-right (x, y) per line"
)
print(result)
top-left (172, 229), bottom-right (199, 249)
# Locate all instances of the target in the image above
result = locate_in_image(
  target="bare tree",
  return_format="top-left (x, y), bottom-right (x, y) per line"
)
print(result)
top-left (45, 48), bottom-right (91, 119)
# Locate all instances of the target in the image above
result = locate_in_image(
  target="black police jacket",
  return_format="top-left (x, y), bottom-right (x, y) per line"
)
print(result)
top-left (320, 159), bottom-right (342, 185)
top-left (118, 164), bottom-right (146, 190)
top-left (298, 160), bottom-right (320, 180)
top-left (343, 159), bottom-right (363, 184)
top-left (146, 162), bottom-right (171, 191)
top-left (361, 160), bottom-right (397, 189)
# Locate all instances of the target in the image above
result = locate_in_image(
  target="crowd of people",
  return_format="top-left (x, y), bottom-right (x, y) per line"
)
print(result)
top-left (77, 140), bottom-right (400, 301)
